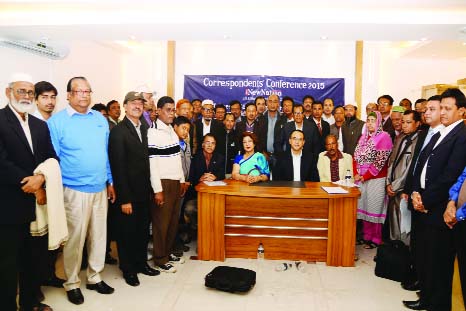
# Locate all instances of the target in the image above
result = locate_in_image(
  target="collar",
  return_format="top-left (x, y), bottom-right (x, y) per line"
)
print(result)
top-left (8, 103), bottom-right (29, 123)
top-left (291, 150), bottom-right (302, 158)
top-left (66, 104), bottom-right (91, 116)
top-left (156, 118), bottom-right (171, 130)
top-left (325, 149), bottom-right (343, 161)
top-left (127, 117), bottom-right (140, 128)
top-left (440, 119), bottom-right (463, 136)
top-left (313, 117), bottom-right (321, 124)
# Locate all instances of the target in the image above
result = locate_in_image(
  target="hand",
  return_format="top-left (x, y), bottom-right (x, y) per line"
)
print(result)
top-left (180, 182), bottom-right (189, 197)
top-left (443, 200), bottom-right (457, 229)
top-left (121, 203), bottom-right (133, 215)
top-left (107, 184), bottom-right (116, 203)
top-left (21, 174), bottom-right (45, 193)
top-left (386, 184), bottom-right (395, 197)
top-left (401, 193), bottom-right (409, 201)
top-left (35, 188), bottom-right (47, 205)
top-left (411, 192), bottom-right (427, 213)
top-left (246, 175), bottom-right (260, 184)
top-left (155, 192), bottom-right (164, 206)
top-left (354, 174), bottom-right (364, 183)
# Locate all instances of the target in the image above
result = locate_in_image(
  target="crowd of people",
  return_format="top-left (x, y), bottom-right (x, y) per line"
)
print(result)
top-left (1, 73), bottom-right (465, 311)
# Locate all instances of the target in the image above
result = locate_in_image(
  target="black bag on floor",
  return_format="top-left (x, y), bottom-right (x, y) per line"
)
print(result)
top-left (205, 266), bottom-right (256, 293)
top-left (374, 240), bottom-right (411, 282)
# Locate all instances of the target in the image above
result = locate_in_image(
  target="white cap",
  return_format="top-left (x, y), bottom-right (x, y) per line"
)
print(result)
top-left (9, 72), bottom-right (33, 84)
top-left (134, 84), bottom-right (156, 95)
top-left (202, 99), bottom-right (214, 107)
top-left (344, 102), bottom-right (357, 108)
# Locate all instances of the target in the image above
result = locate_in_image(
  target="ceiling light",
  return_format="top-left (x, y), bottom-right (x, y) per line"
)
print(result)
top-left (320, 36), bottom-right (328, 40)
top-left (0, 39), bottom-right (68, 59)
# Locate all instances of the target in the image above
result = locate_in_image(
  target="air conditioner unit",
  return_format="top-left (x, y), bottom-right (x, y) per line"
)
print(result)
top-left (0, 39), bottom-right (69, 60)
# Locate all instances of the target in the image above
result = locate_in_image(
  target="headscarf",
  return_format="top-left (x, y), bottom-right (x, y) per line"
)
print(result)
top-left (354, 111), bottom-right (393, 176)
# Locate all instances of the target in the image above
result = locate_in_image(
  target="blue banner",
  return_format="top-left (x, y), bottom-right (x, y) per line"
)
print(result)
top-left (183, 75), bottom-right (344, 107)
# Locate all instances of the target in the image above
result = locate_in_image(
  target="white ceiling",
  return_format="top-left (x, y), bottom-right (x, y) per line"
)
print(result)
top-left (0, 0), bottom-right (465, 59)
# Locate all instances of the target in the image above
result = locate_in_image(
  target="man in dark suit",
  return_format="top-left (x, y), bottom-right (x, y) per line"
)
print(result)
top-left (108, 91), bottom-right (159, 287)
top-left (184, 134), bottom-right (225, 232)
top-left (274, 130), bottom-right (319, 181)
top-left (404, 89), bottom-right (466, 311)
top-left (194, 99), bottom-right (223, 153)
top-left (215, 113), bottom-right (238, 175)
top-left (0, 74), bottom-right (57, 311)
top-left (274, 104), bottom-right (322, 156)
top-left (378, 94), bottom-right (395, 137)
top-left (310, 101), bottom-right (331, 151)
top-left (236, 102), bottom-right (265, 152)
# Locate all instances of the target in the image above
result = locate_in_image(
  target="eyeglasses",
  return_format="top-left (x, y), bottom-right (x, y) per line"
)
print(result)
top-left (71, 89), bottom-right (92, 96)
top-left (11, 88), bottom-right (34, 98)
top-left (291, 137), bottom-right (304, 141)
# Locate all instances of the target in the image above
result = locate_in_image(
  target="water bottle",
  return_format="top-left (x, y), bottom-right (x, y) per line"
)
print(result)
top-left (345, 169), bottom-right (352, 186)
top-left (257, 243), bottom-right (264, 261)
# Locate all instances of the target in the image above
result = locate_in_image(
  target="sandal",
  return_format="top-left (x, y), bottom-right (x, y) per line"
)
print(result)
top-left (363, 241), bottom-right (378, 249)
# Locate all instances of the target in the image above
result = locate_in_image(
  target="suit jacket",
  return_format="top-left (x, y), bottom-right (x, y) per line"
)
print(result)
top-left (108, 117), bottom-right (151, 205)
top-left (273, 149), bottom-right (319, 181)
top-left (194, 118), bottom-right (223, 153)
top-left (215, 129), bottom-right (239, 175)
top-left (412, 122), bottom-right (466, 226)
top-left (383, 116), bottom-right (395, 138)
top-left (310, 118), bottom-right (330, 151)
top-left (274, 119), bottom-right (322, 155)
top-left (0, 105), bottom-right (57, 224)
top-left (235, 118), bottom-right (266, 152)
top-left (187, 151), bottom-right (225, 199)
top-left (341, 118), bottom-right (365, 155)
top-left (258, 111), bottom-right (283, 154)
top-left (403, 129), bottom-right (428, 196)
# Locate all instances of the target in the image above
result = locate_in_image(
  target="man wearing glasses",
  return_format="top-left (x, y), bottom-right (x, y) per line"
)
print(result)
top-left (194, 99), bottom-right (222, 154)
top-left (47, 77), bottom-right (116, 305)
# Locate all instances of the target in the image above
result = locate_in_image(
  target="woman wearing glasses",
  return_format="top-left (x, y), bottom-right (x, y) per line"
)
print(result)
top-left (232, 132), bottom-right (270, 184)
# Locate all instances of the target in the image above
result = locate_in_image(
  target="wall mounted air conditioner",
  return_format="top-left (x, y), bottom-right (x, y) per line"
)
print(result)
top-left (0, 39), bottom-right (69, 60)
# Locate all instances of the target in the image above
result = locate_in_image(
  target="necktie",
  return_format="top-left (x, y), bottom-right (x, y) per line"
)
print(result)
top-left (317, 122), bottom-right (322, 135)
top-left (179, 140), bottom-right (186, 152)
top-left (420, 128), bottom-right (435, 152)
top-left (413, 132), bottom-right (441, 180)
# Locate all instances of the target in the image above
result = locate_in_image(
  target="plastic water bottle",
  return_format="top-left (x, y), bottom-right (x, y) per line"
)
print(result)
top-left (257, 243), bottom-right (264, 261)
top-left (345, 169), bottom-right (352, 186)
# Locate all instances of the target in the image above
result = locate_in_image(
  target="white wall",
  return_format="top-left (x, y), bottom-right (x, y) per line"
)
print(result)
top-left (174, 41), bottom-right (356, 104)
top-left (0, 41), bottom-right (126, 110)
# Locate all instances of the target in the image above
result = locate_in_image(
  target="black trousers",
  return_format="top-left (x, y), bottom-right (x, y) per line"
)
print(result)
top-left (0, 224), bottom-right (41, 311)
top-left (115, 201), bottom-right (150, 274)
top-left (417, 221), bottom-right (466, 311)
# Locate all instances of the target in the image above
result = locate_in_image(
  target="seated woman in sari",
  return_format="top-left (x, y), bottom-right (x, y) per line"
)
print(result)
top-left (232, 132), bottom-right (270, 184)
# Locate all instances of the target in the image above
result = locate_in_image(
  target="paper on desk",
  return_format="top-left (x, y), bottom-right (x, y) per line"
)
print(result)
top-left (203, 181), bottom-right (227, 186)
top-left (321, 186), bottom-right (349, 194)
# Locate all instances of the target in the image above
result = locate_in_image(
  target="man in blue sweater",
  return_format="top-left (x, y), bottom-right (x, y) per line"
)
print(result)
top-left (47, 77), bottom-right (116, 305)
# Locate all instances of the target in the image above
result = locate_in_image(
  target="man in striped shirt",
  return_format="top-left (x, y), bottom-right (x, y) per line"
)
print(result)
top-left (148, 96), bottom-right (186, 273)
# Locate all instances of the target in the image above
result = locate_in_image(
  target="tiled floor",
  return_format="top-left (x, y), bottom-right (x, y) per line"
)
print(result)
top-left (42, 243), bottom-right (416, 311)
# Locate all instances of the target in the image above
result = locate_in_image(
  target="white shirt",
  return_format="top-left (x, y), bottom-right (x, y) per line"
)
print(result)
top-left (32, 109), bottom-right (45, 121)
top-left (292, 150), bottom-right (302, 181)
top-left (128, 118), bottom-right (142, 142)
top-left (295, 122), bottom-right (303, 131)
top-left (9, 104), bottom-right (34, 153)
top-left (420, 124), bottom-right (446, 189)
top-left (322, 114), bottom-right (335, 125)
top-left (202, 118), bottom-right (212, 136)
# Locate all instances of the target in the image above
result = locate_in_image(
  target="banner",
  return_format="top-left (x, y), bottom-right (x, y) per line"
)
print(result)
top-left (183, 75), bottom-right (344, 107)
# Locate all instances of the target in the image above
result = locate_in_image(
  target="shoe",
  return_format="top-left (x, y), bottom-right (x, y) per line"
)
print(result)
top-left (183, 245), bottom-right (190, 252)
top-left (123, 273), bottom-right (140, 287)
top-left (66, 288), bottom-right (84, 305)
top-left (402, 299), bottom-right (429, 310)
top-left (19, 302), bottom-right (54, 311)
top-left (105, 253), bottom-right (118, 265)
top-left (86, 281), bottom-right (114, 294)
top-left (402, 280), bottom-right (420, 291)
top-left (139, 264), bottom-right (160, 276)
top-left (157, 263), bottom-right (177, 273)
top-left (171, 249), bottom-right (183, 257)
top-left (169, 254), bottom-right (185, 264)
top-left (42, 275), bottom-right (65, 288)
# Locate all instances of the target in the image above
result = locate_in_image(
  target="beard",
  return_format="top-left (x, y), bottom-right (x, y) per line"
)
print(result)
top-left (10, 96), bottom-right (35, 114)
top-left (345, 115), bottom-right (356, 123)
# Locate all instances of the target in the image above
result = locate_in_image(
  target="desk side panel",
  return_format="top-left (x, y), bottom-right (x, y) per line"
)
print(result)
top-left (197, 192), bottom-right (225, 261)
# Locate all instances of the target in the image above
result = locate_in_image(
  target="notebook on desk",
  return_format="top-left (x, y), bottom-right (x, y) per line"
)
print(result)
top-left (248, 181), bottom-right (306, 188)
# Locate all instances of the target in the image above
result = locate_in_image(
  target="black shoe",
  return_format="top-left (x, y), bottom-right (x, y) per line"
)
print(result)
top-left (139, 264), bottom-right (160, 276)
top-left (42, 275), bottom-right (65, 288)
top-left (105, 253), bottom-right (118, 265)
top-left (66, 288), bottom-right (84, 305)
top-left (402, 299), bottom-right (429, 310)
top-left (402, 280), bottom-right (420, 291)
top-left (123, 273), bottom-right (140, 287)
top-left (183, 245), bottom-right (190, 252)
top-left (86, 281), bottom-right (114, 294)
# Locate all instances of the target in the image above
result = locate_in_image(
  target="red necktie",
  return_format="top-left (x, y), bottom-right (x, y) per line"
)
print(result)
top-left (317, 122), bottom-right (322, 135)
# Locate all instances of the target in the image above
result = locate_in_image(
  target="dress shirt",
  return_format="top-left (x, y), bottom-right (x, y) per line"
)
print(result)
top-left (128, 118), bottom-right (142, 142)
top-left (9, 104), bottom-right (33, 153)
top-left (322, 114), bottom-right (335, 125)
top-left (267, 113), bottom-right (278, 153)
top-left (292, 150), bottom-right (302, 181)
top-left (202, 118), bottom-right (212, 135)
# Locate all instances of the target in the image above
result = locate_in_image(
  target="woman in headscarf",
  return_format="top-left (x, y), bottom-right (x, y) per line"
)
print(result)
top-left (353, 111), bottom-right (393, 248)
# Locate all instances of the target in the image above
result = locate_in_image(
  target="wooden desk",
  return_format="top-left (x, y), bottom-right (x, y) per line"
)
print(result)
top-left (196, 180), bottom-right (360, 267)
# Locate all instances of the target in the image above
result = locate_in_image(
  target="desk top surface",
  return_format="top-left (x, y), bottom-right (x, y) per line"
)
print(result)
top-left (196, 179), bottom-right (361, 199)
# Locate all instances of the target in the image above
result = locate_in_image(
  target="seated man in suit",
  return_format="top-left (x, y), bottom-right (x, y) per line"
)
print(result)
top-left (273, 130), bottom-right (319, 181)
top-left (184, 134), bottom-right (225, 233)
top-left (317, 134), bottom-right (353, 182)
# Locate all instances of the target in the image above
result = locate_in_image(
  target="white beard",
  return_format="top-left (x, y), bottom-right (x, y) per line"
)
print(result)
top-left (10, 96), bottom-right (35, 114)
